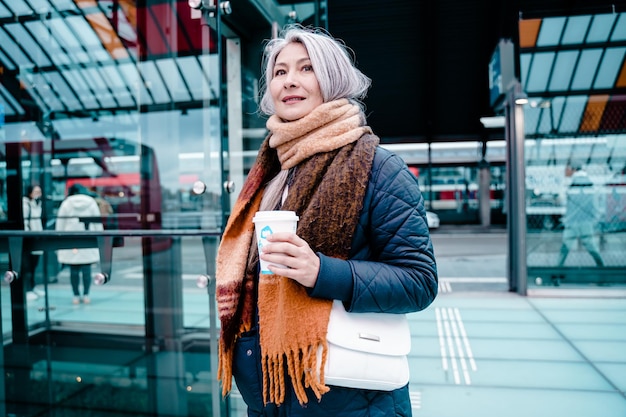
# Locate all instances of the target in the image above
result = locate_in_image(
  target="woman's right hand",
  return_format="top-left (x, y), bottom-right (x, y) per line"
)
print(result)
top-left (261, 232), bottom-right (320, 288)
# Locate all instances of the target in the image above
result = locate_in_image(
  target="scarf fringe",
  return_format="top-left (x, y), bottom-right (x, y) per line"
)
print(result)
top-left (218, 339), bottom-right (233, 397)
top-left (262, 340), bottom-right (331, 406)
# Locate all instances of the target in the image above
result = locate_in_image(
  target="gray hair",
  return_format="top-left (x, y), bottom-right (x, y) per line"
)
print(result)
top-left (259, 25), bottom-right (371, 116)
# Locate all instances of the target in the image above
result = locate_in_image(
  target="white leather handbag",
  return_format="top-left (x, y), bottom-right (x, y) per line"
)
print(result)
top-left (321, 300), bottom-right (411, 391)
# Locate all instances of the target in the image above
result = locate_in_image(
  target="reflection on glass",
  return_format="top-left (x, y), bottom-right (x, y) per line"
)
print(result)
top-left (526, 136), bottom-right (626, 287)
top-left (556, 163), bottom-right (605, 267)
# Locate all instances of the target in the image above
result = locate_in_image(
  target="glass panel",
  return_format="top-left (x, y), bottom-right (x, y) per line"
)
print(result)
top-left (85, 67), bottom-right (117, 108)
top-left (50, 0), bottom-right (77, 11)
top-left (0, 46), bottom-right (15, 70)
top-left (156, 58), bottom-right (192, 102)
top-left (22, 72), bottom-right (65, 112)
top-left (570, 49), bottom-right (602, 90)
top-left (24, 0), bottom-right (51, 13)
top-left (62, 68), bottom-right (100, 109)
top-left (550, 96), bottom-right (567, 133)
top-left (610, 13), bottom-right (626, 42)
top-left (536, 17), bottom-right (566, 47)
top-left (100, 65), bottom-right (136, 108)
top-left (65, 15), bottom-right (111, 63)
top-left (49, 17), bottom-right (90, 64)
top-left (549, 50), bottom-right (578, 92)
top-left (16, 74), bottom-right (46, 112)
top-left (178, 56), bottom-right (208, 101)
top-left (0, 84), bottom-right (25, 116)
top-left (562, 15), bottom-right (591, 45)
top-left (587, 13), bottom-right (617, 43)
top-left (93, 66), bottom-right (123, 107)
top-left (594, 47), bottom-right (626, 89)
top-left (138, 61), bottom-right (170, 104)
top-left (536, 107), bottom-right (554, 135)
top-left (0, 27), bottom-right (33, 68)
top-left (526, 52), bottom-right (555, 92)
top-left (415, 165), bottom-right (481, 223)
top-left (0, 0), bottom-right (252, 414)
top-left (46, 71), bottom-right (82, 111)
top-left (2, 121), bottom-right (46, 142)
top-left (527, 135), bottom-right (626, 283)
top-left (198, 55), bottom-right (220, 101)
top-left (118, 63), bottom-right (154, 106)
top-left (559, 96), bottom-right (587, 134)
top-left (3, 0), bottom-right (31, 16)
top-left (24, 20), bottom-right (73, 67)
top-left (520, 53), bottom-right (531, 85)
top-left (4, 23), bottom-right (52, 67)
top-left (0, 2), bottom-right (10, 18)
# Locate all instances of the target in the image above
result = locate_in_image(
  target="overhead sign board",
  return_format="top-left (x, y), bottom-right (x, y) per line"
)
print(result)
top-left (489, 39), bottom-right (515, 112)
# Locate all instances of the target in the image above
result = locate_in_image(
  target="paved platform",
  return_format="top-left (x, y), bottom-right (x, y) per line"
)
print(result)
top-left (407, 290), bottom-right (626, 417)
top-left (2, 282), bottom-right (624, 417)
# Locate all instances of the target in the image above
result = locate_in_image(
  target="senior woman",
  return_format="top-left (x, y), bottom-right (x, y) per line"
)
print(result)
top-left (216, 25), bottom-right (438, 416)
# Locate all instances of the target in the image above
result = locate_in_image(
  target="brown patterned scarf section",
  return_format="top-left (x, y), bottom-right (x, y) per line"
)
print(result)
top-left (216, 99), bottom-right (379, 405)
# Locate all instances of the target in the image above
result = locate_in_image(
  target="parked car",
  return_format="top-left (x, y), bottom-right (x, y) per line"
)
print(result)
top-left (426, 210), bottom-right (440, 229)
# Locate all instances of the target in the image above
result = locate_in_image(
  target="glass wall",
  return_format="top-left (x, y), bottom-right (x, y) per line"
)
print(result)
top-left (519, 12), bottom-right (626, 289)
top-left (0, 1), bottom-right (242, 415)
top-left (0, 0), bottom-right (328, 415)
top-left (384, 141), bottom-right (507, 226)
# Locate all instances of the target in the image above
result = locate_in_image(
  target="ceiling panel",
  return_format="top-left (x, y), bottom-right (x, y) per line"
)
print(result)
top-left (0, 84), bottom-right (25, 116)
top-left (0, 0), bottom-right (623, 143)
top-left (520, 10), bottom-right (626, 137)
top-left (0, 0), bottom-right (219, 130)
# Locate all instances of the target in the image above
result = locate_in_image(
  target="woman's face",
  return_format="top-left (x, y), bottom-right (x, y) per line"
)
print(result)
top-left (270, 42), bottom-right (324, 121)
top-left (30, 186), bottom-right (42, 200)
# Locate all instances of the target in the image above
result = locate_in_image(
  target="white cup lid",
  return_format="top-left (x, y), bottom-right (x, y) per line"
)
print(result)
top-left (252, 210), bottom-right (299, 222)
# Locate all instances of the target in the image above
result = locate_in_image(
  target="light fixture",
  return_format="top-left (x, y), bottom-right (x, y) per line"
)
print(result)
top-left (529, 98), bottom-right (550, 108)
top-left (221, 1), bottom-right (232, 15)
top-left (480, 116), bottom-right (505, 128)
top-left (514, 92), bottom-right (529, 105)
top-left (538, 99), bottom-right (551, 108)
top-left (188, 0), bottom-right (231, 15)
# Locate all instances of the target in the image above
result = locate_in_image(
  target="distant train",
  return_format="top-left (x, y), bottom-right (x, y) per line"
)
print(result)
top-left (382, 141), bottom-right (505, 224)
top-left (382, 137), bottom-right (626, 229)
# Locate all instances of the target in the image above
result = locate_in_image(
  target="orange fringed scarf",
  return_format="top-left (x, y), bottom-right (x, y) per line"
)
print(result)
top-left (216, 99), bottom-right (378, 405)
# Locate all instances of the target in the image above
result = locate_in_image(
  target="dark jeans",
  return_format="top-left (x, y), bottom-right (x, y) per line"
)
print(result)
top-left (69, 264), bottom-right (92, 296)
top-left (20, 252), bottom-right (41, 292)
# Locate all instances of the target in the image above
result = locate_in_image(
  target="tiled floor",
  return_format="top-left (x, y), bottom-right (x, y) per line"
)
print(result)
top-left (408, 292), bottom-right (626, 417)
top-left (2, 283), bottom-right (626, 416)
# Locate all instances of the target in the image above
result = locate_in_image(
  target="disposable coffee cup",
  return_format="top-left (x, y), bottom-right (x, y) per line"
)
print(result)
top-left (252, 210), bottom-right (299, 274)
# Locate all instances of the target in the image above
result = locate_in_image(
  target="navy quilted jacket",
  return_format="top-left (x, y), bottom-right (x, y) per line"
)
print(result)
top-left (232, 146), bottom-right (438, 417)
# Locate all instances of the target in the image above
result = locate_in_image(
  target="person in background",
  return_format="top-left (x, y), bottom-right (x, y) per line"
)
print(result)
top-left (55, 183), bottom-right (103, 304)
top-left (89, 186), bottom-right (114, 217)
top-left (22, 184), bottom-right (44, 301)
top-left (215, 25), bottom-right (438, 416)
top-left (89, 186), bottom-right (114, 228)
top-left (557, 163), bottom-right (604, 268)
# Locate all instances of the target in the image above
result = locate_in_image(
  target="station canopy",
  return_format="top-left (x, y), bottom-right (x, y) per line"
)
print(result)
top-left (0, 0), bottom-right (218, 127)
top-left (519, 12), bottom-right (626, 138)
